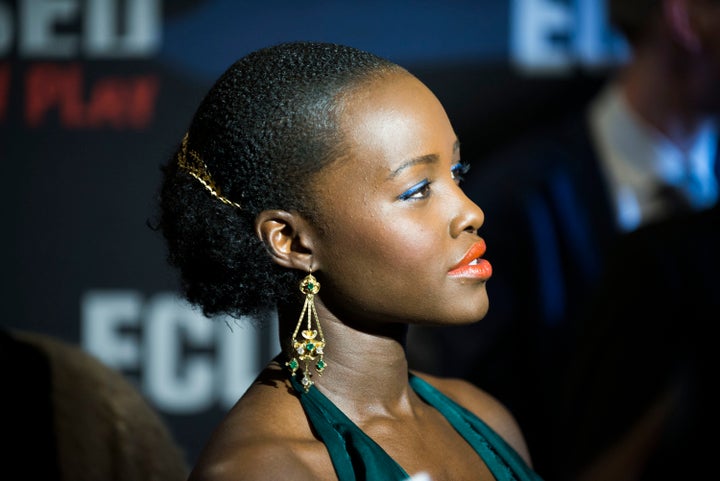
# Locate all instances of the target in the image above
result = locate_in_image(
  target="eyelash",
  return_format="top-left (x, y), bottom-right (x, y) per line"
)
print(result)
top-left (397, 161), bottom-right (471, 201)
top-left (451, 161), bottom-right (470, 184)
top-left (398, 179), bottom-right (431, 200)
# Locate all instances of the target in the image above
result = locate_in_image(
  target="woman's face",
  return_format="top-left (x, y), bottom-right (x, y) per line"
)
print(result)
top-left (309, 72), bottom-right (491, 328)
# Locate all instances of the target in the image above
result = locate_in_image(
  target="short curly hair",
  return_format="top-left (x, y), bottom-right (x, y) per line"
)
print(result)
top-left (157, 41), bottom-right (405, 321)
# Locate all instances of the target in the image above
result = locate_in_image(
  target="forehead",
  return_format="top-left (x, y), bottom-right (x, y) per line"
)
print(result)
top-left (334, 73), bottom-right (457, 175)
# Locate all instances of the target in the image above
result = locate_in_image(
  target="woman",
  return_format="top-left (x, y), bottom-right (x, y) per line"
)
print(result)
top-left (157, 41), bottom-right (542, 481)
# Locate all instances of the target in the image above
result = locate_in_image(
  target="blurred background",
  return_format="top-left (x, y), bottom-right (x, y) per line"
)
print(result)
top-left (0, 0), bottom-right (625, 467)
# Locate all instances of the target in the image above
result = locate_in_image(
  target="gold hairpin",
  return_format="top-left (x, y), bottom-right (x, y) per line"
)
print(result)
top-left (177, 133), bottom-right (241, 209)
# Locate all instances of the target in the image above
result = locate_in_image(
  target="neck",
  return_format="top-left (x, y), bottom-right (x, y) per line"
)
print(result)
top-left (277, 300), bottom-right (418, 421)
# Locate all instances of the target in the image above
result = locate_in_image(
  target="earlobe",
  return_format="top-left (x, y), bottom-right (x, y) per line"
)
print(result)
top-left (255, 210), bottom-right (315, 270)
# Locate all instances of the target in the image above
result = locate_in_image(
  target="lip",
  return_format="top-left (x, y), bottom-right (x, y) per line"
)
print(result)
top-left (448, 239), bottom-right (493, 280)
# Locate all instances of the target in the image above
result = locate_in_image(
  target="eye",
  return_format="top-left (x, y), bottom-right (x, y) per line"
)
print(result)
top-left (451, 161), bottom-right (470, 185)
top-left (398, 179), bottom-right (431, 200)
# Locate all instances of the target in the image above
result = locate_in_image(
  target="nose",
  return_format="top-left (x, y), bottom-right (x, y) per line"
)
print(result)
top-left (449, 186), bottom-right (485, 237)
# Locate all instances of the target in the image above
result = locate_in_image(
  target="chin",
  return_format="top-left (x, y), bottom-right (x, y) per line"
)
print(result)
top-left (463, 290), bottom-right (490, 323)
top-left (446, 299), bottom-right (490, 326)
top-left (461, 305), bottom-right (490, 325)
top-left (475, 301), bottom-right (490, 319)
top-left (412, 289), bottom-right (489, 326)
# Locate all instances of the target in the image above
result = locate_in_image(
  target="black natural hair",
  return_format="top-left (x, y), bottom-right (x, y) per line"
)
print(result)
top-left (157, 41), bottom-right (405, 321)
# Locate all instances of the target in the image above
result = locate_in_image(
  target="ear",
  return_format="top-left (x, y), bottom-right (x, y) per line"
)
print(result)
top-left (255, 209), bottom-right (315, 271)
top-left (664, 0), bottom-right (701, 51)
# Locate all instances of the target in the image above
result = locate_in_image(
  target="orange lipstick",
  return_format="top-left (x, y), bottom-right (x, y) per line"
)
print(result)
top-left (448, 239), bottom-right (492, 280)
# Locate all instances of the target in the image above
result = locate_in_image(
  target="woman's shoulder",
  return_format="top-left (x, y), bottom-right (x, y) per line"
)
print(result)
top-left (412, 371), bottom-right (533, 465)
top-left (188, 438), bottom-right (331, 481)
top-left (188, 364), bottom-right (335, 481)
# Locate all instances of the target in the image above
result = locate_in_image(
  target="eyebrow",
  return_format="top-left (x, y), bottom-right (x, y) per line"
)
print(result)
top-left (387, 139), bottom-right (461, 180)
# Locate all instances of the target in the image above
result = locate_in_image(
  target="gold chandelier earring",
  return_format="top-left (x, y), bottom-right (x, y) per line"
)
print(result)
top-left (286, 272), bottom-right (326, 392)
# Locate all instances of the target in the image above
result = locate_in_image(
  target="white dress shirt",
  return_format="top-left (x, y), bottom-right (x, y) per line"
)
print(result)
top-left (589, 83), bottom-right (718, 232)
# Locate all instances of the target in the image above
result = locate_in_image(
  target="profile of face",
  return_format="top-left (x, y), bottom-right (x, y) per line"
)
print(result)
top-left (305, 72), bottom-right (491, 329)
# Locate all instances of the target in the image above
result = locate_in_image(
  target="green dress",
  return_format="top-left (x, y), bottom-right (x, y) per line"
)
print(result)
top-left (289, 373), bottom-right (544, 481)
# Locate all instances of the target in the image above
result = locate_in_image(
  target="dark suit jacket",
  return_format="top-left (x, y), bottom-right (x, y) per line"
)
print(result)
top-left (561, 203), bottom-right (720, 480)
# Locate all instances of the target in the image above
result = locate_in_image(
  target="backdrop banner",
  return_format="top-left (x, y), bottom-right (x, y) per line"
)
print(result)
top-left (1, 0), bottom-right (619, 464)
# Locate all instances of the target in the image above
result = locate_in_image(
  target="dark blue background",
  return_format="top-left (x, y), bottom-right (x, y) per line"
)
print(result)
top-left (1, 0), bottom-right (619, 467)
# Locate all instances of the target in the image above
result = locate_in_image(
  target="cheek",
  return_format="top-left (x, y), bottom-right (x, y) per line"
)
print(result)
top-left (334, 221), bottom-right (437, 273)
top-left (325, 217), bottom-right (447, 314)
top-left (379, 224), bottom-right (435, 263)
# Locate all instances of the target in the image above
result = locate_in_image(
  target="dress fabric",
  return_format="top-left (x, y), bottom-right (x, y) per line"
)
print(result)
top-left (289, 373), bottom-right (544, 481)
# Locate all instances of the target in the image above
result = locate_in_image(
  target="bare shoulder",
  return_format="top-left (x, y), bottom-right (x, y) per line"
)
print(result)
top-left (412, 371), bottom-right (533, 466)
top-left (188, 363), bottom-right (335, 481)
top-left (189, 439), bottom-right (333, 481)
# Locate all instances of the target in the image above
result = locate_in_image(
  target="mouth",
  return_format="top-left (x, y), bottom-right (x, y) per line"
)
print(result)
top-left (448, 240), bottom-right (493, 280)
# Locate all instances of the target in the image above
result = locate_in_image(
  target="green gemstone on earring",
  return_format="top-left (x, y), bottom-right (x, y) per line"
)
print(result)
top-left (288, 359), bottom-right (298, 370)
top-left (307, 282), bottom-right (315, 290)
top-left (306, 343), bottom-right (315, 351)
top-left (316, 360), bottom-right (326, 370)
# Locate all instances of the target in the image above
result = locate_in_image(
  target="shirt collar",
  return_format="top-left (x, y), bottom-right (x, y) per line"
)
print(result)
top-left (590, 82), bottom-right (718, 230)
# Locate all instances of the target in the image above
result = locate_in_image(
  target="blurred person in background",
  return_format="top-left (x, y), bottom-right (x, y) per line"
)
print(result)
top-left (561, 202), bottom-right (720, 481)
top-left (2, 327), bottom-right (189, 481)
top-left (429, 0), bottom-right (720, 478)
